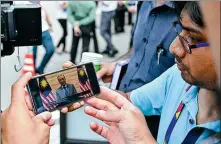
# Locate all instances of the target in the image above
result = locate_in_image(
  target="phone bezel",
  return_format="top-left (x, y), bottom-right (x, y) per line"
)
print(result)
top-left (26, 62), bottom-right (100, 114)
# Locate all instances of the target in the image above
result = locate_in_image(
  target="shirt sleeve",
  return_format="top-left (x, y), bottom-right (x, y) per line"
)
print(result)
top-left (67, 2), bottom-right (76, 26)
top-left (77, 2), bottom-right (96, 26)
top-left (130, 65), bottom-right (175, 116)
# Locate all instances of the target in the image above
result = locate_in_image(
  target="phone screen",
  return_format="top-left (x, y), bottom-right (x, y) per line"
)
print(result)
top-left (27, 63), bottom-right (100, 114)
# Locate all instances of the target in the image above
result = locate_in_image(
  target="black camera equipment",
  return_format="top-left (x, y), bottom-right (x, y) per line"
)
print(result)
top-left (1, 1), bottom-right (42, 57)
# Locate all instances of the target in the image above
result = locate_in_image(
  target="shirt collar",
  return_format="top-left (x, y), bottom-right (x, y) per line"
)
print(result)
top-left (199, 120), bottom-right (221, 133)
top-left (182, 85), bottom-right (199, 121)
top-left (152, 1), bottom-right (174, 9)
top-left (164, 1), bottom-right (173, 8)
top-left (183, 85), bottom-right (220, 133)
top-left (183, 85), bottom-right (199, 104)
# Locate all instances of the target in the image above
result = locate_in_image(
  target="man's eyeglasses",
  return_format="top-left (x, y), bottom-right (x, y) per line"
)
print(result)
top-left (173, 21), bottom-right (210, 54)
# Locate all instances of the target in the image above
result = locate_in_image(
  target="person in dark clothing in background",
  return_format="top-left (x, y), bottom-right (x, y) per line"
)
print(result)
top-left (56, 1), bottom-right (68, 54)
top-left (100, 1), bottom-right (119, 57)
top-left (67, 1), bottom-right (96, 64)
top-left (33, 6), bottom-right (55, 74)
top-left (114, 1), bottom-right (127, 33)
top-left (91, 1), bottom-right (99, 53)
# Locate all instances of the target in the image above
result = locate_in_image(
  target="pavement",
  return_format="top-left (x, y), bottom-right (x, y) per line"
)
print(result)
top-left (1, 1), bottom-right (132, 143)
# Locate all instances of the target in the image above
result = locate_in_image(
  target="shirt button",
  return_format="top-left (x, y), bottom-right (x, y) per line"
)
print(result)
top-left (124, 84), bottom-right (127, 88)
top-left (142, 38), bottom-right (147, 43)
top-left (189, 119), bottom-right (194, 124)
top-left (135, 63), bottom-right (139, 67)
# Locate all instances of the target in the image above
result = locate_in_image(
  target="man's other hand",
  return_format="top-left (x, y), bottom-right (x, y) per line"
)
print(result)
top-left (84, 87), bottom-right (157, 144)
top-left (96, 62), bottom-right (116, 83)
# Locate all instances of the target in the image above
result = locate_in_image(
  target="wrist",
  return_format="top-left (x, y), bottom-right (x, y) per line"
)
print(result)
top-left (136, 139), bottom-right (157, 144)
top-left (74, 21), bottom-right (79, 27)
top-left (139, 135), bottom-right (157, 144)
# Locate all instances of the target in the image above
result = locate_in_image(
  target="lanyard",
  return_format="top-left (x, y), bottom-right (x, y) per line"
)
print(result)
top-left (163, 85), bottom-right (204, 144)
top-left (164, 101), bottom-right (185, 144)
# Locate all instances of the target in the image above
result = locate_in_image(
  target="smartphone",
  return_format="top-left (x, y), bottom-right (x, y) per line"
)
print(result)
top-left (26, 62), bottom-right (100, 114)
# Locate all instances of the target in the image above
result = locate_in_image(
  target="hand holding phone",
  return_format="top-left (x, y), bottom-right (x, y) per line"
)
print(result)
top-left (26, 62), bottom-right (100, 114)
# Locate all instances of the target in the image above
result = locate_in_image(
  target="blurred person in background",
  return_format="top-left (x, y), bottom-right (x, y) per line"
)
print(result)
top-left (114, 1), bottom-right (127, 34)
top-left (56, 1), bottom-right (68, 54)
top-left (97, 1), bottom-right (187, 138)
top-left (91, 1), bottom-right (99, 54)
top-left (33, 5), bottom-right (55, 74)
top-left (126, 1), bottom-right (138, 49)
top-left (100, 1), bottom-right (119, 57)
top-left (67, 1), bottom-right (96, 64)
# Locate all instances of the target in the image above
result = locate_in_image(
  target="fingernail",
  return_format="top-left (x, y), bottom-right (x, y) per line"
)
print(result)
top-left (25, 72), bottom-right (32, 77)
top-left (74, 103), bottom-right (80, 108)
top-left (80, 101), bottom-right (85, 105)
top-left (64, 61), bottom-right (73, 65)
top-left (42, 112), bottom-right (51, 121)
top-left (85, 106), bottom-right (91, 110)
top-left (98, 110), bottom-right (106, 115)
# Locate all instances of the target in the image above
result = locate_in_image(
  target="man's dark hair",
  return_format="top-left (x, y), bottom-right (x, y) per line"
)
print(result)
top-left (173, 1), bottom-right (188, 15)
top-left (181, 2), bottom-right (205, 27)
top-left (57, 74), bottom-right (65, 79)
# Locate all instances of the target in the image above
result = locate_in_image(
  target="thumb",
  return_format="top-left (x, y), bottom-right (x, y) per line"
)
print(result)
top-left (11, 72), bottom-right (32, 105)
top-left (96, 67), bottom-right (106, 80)
top-left (62, 61), bottom-right (74, 69)
top-left (33, 111), bottom-right (52, 123)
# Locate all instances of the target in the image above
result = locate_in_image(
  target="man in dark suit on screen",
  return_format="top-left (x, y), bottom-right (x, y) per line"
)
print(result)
top-left (55, 74), bottom-right (77, 104)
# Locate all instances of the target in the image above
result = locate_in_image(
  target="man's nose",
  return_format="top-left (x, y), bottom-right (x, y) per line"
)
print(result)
top-left (169, 36), bottom-right (186, 58)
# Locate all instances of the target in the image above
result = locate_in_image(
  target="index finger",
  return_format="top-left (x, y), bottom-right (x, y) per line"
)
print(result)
top-left (99, 86), bottom-right (135, 110)
top-left (85, 96), bottom-right (119, 111)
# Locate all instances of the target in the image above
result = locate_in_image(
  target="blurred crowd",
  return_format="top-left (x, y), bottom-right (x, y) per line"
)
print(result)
top-left (30, 1), bottom-right (138, 74)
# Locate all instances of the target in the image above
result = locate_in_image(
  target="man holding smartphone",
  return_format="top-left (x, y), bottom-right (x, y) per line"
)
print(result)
top-left (97, 1), bottom-right (187, 138)
top-left (84, 2), bottom-right (221, 143)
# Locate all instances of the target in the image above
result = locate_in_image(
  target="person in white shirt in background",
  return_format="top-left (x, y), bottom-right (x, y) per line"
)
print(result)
top-left (56, 1), bottom-right (68, 54)
top-left (100, 1), bottom-right (119, 57)
top-left (33, 4), bottom-right (55, 74)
